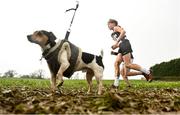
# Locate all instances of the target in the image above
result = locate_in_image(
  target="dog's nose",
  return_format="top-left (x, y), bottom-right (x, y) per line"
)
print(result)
top-left (27, 35), bottom-right (32, 41)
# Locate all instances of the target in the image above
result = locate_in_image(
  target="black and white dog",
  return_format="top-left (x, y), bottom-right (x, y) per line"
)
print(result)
top-left (27, 30), bottom-right (104, 95)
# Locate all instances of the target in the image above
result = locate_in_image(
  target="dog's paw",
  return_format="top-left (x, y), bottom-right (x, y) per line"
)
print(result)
top-left (98, 91), bottom-right (103, 95)
top-left (87, 91), bottom-right (92, 95)
top-left (57, 81), bottom-right (64, 88)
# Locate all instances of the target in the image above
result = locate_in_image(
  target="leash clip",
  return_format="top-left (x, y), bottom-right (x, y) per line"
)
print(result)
top-left (39, 56), bottom-right (43, 61)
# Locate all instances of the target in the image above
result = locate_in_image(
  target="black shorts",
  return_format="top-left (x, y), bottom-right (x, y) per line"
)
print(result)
top-left (118, 39), bottom-right (133, 56)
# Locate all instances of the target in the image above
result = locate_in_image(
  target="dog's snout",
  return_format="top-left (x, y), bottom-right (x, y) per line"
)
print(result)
top-left (27, 35), bottom-right (32, 41)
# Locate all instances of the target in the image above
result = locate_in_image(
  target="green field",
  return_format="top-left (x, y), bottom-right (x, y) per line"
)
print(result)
top-left (0, 78), bottom-right (180, 114)
top-left (1, 78), bottom-right (180, 89)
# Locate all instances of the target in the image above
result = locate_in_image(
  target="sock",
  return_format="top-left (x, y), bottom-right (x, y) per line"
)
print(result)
top-left (140, 68), bottom-right (150, 75)
top-left (114, 76), bottom-right (120, 87)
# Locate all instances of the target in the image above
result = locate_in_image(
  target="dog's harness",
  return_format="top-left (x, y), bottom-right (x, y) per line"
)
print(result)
top-left (42, 40), bottom-right (79, 78)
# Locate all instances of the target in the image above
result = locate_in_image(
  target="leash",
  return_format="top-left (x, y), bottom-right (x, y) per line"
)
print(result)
top-left (64, 1), bottom-right (79, 41)
top-left (39, 1), bottom-right (79, 62)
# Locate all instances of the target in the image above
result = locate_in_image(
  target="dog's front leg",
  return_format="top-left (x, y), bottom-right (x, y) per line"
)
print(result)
top-left (56, 50), bottom-right (70, 89)
top-left (50, 74), bottom-right (56, 94)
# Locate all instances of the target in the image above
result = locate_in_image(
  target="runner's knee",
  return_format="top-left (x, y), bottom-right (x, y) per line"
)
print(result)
top-left (120, 69), bottom-right (124, 76)
top-left (124, 63), bottom-right (131, 68)
top-left (114, 61), bottom-right (120, 67)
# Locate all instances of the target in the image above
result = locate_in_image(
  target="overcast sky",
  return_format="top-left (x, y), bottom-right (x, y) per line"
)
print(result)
top-left (0, 0), bottom-right (179, 79)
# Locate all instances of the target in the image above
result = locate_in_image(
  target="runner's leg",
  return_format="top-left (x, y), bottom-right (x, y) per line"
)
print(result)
top-left (123, 53), bottom-right (150, 75)
top-left (113, 53), bottom-right (122, 87)
top-left (121, 64), bottom-right (131, 87)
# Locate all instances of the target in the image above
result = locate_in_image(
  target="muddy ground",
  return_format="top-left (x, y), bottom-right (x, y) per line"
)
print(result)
top-left (0, 86), bottom-right (180, 114)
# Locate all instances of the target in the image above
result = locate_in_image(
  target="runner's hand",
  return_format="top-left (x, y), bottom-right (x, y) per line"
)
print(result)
top-left (111, 41), bottom-right (119, 50)
top-left (111, 51), bottom-right (118, 55)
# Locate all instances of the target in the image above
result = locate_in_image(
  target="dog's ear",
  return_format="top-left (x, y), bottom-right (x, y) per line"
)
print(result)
top-left (48, 32), bottom-right (57, 41)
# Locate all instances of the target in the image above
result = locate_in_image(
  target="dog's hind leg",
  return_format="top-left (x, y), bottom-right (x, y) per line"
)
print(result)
top-left (56, 50), bottom-right (70, 88)
top-left (94, 68), bottom-right (103, 95)
top-left (86, 69), bottom-right (94, 94)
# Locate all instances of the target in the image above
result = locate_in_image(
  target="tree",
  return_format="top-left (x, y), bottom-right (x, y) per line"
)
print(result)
top-left (151, 58), bottom-right (180, 80)
top-left (30, 69), bottom-right (45, 79)
top-left (20, 74), bottom-right (31, 78)
top-left (3, 70), bottom-right (17, 78)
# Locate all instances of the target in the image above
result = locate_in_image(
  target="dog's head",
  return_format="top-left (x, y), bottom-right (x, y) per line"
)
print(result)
top-left (27, 30), bottom-right (57, 46)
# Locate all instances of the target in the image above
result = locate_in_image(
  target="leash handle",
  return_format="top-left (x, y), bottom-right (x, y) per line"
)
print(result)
top-left (65, 1), bottom-right (79, 12)
top-left (64, 1), bottom-right (79, 41)
top-left (76, 1), bottom-right (79, 9)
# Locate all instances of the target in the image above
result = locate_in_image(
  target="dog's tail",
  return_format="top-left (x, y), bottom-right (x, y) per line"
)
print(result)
top-left (100, 49), bottom-right (104, 58)
top-left (97, 49), bottom-right (104, 69)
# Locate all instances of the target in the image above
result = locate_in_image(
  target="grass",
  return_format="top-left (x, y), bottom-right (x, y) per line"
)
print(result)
top-left (0, 77), bottom-right (180, 89)
top-left (0, 78), bottom-right (50, 88)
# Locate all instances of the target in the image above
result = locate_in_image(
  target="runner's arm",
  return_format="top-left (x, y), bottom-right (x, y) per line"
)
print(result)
top-left (114, 26), bottom-right (126, 42)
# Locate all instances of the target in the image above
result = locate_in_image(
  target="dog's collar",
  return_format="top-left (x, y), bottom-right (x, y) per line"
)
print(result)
top-left (42, 40), bottom-right (64, 60)
top-left (43, 44), bottom-right (51, 51)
